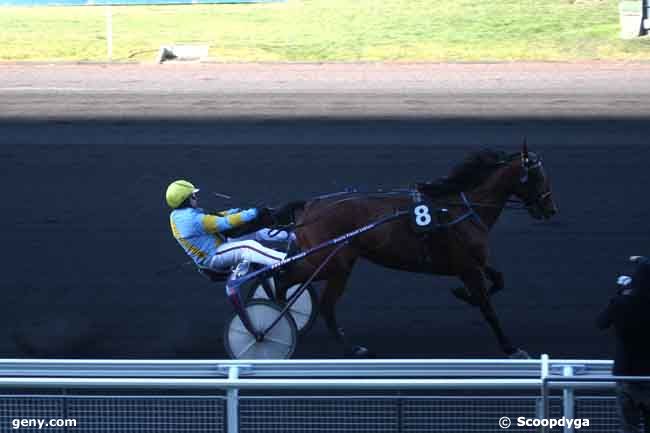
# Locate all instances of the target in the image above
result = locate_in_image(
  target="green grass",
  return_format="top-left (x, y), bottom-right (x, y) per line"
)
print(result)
top-left (1, 0), bottom-right (649, 61)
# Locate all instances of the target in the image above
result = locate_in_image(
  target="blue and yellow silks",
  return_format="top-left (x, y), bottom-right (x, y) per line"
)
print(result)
top-left (170, 207), bottom-right (258, 266)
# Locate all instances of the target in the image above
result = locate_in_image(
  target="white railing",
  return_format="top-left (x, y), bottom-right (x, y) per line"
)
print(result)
top-left (0, 356), bottom-right (613, 378)
top-left (0, 355), bottom-right (643, 433)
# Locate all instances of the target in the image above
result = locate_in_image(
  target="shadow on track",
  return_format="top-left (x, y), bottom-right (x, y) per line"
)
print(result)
top-left (1, 116), bottom-right (648, 359)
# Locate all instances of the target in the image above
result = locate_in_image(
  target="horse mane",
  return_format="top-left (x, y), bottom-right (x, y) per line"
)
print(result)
top-left (418, 148), bottom-right (516, 197)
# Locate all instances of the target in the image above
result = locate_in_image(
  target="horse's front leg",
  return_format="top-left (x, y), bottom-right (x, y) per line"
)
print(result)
top-left (320, 273), bottom-right (371, 358)
top-left (485, 265), bottom-right (504, 295)
top-left (460, 268), bottom-right (528, 359)
top-left (451, 264), bottom-right (504, 305)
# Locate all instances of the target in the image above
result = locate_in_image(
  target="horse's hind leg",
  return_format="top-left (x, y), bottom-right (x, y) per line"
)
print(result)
top-left (460, 268), bottom-right (528, 358)
top-left (452, 265), bottom-right (504, 305)
top-left (320, 273), bottom-right (370, 358)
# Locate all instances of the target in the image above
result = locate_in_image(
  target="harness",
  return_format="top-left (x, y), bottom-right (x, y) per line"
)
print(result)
top-left (434, 192), bottom-right (486, 230)
top-left (278, 187), bottom-right (495, 234)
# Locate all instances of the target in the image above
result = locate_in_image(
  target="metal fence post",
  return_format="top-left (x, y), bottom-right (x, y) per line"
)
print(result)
top-left (61, 388), bottom-right (69, 433)
top-left (397, 391), bottom-right (404, 433)
top-left (227, 366), bottom-right (239, 433)
top-left (540, 354), bottom-right (550, 433)
top-left (562, 366), bottom-right (575, 433)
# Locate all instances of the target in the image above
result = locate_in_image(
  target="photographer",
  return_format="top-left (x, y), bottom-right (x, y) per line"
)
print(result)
top-left (597, 256), bottom-right (650, 433)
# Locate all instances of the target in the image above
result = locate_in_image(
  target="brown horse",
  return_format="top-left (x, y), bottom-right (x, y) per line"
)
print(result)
top-left (274, 144), bottom-right (558, 358)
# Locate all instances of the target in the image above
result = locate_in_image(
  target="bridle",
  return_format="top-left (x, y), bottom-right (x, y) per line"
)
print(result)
top-left (420, 153), bottom-right (553, 213)
top-left (519, 151), bottom-right (554, 212)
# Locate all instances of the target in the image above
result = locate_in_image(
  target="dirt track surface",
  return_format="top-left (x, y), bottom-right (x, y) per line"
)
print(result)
top-left (1, 63), bottom-right (649, 360)
top-left (3, 62), bottom-right (650, 118)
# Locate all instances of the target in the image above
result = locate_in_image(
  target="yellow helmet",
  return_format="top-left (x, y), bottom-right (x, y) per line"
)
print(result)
top-left (165, 180), bottom-right (199, 209)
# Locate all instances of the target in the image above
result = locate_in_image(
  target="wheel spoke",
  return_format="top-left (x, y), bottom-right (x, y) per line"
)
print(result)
top-left (230, 327), bottom-right (254, 336)
top-left (235, 339), bottom-right (258, 358)
top-left (252, 308), bottom-right (267, 331)
top-left (261, 339), bottom-right (292, 358)
top-left (264, 335), bottom-right (292, 346)
top-left (291, 309), bottom-right (310, 319)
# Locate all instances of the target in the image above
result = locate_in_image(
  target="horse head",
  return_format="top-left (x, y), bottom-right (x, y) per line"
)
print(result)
top-left (510, 138), bottom-right (558, 220)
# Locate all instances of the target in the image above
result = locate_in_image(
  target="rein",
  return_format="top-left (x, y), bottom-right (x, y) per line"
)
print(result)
top-left (271, 189), bottom-right (415, 232)
top-left (272, 187), bottom-right (530, 234)
top-left (442, 197), bottom-right (530, 211)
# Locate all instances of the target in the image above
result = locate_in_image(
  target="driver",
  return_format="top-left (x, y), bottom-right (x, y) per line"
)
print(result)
top-left (165, 179), bottom-right (286, 272)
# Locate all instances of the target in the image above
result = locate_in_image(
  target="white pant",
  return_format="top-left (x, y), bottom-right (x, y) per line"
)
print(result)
top-left (208, 239), bottom-right (286, 271)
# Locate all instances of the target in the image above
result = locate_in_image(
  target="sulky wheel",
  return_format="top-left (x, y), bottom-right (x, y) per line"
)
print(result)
top-left (251, 283), bottom-right (318, 336)
top-left (224, 300), bottom-right (297, 360)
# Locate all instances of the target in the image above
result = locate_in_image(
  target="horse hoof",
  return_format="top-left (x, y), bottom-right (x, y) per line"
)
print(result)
top-left (508, 348), bottom-right (531, 359)
top-left (346, 345), bottom-right (372, 358)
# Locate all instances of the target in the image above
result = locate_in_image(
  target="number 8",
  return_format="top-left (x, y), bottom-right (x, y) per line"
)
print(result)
top-left (414, 204), bottom-right (432, 226)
